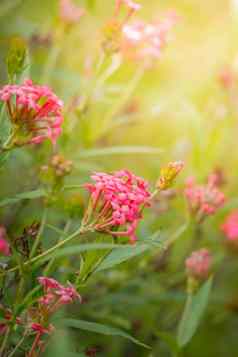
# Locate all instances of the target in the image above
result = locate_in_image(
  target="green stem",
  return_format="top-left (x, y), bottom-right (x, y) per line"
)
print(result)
top-left (78, 248), bottom-right (113, 284)
top-left (3, 225), bottom-right (89, 276)
top-left (0, 327), bottom-right (10, 356)
top-left (8, 329), bottom-right (28, 357)
top-left (30, 207), bottom-right (48, 258)
top-left (100, 64), bottom-right (145, 135)
top-left (43, 219), bottom-right (72, 276)
top-left (41, 45), bottom-right (61, 84)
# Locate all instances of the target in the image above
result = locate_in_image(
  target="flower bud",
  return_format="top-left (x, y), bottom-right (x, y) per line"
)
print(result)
top-left (0, 226), bottom-right (10, 256)
top-left (185, 248), bottom-right (212, 280)
top-left (6, 37), bottom-right (27, 81)
top-left (156, 161), bottom-right (184, 190)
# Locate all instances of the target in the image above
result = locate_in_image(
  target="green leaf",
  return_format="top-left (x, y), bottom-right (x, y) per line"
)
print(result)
top-left (61, 319), bottom-right (150, 349)
top-left (0, 0), bottom-right (23, 18)
top-left (34, 243), bottom-right (139, 266)
top-left (0, 151), bottom-right (10, 168)
top-left (85, 0), bottom-right (95, 10)
top-left (0, 189), bottom-right (46, 207)
top-left (177, 277), bottom-right (213, 348)
top-left (156, 331), bottom-right (179, 357)
top-left (95, 244), bottom-right (150, 272)
top-left (77, 146), bottom-right (163, 158)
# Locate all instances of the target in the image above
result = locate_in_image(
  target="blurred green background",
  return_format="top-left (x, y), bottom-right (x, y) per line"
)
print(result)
top-left (1, 0), bottom-right (238, 356)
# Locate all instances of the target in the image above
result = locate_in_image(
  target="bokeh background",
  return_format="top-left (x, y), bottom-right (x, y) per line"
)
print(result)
top-left (1, 0), bottom-right (238, 356)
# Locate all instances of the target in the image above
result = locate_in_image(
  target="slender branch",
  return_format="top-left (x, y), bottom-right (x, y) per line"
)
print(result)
top-left (0, 327), bottom-right (10, 356)
top-left (8, 329), bottom-right (28, 357)
top-left (30, 207), bottom-right (48, 258)
top-left (100, 64), bottom-right (146, 136)
top-left (43, 219), bottom-right (72, 276)
top-left (2, 225), bottom-right (89, 276)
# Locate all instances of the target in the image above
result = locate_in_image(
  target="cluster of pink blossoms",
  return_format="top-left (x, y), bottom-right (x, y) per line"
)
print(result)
top-left (37, 277), bottom-right (81, 308)
top-left (84, 170), bottom-right (151, 243)
top-left (27, 277), bottom-right (80, 355)
top-left (59, 0), bottom-right (85, 25)
top-left (121, 11), bottom-right (178, 62)
top-left (221, 211), bottom-right (238, 248)
top-left (0, 79), bottom-right (63, 146)
top-left (185, 248), bottom-right (212, 280)
top-left (0, 226), bottom-right (10, 256)
top-left (184, 174), bottom-right (225, 222)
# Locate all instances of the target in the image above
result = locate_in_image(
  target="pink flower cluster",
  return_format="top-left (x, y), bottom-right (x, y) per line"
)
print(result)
top-left (186, 248), bottom-right (212, 280)
top-left (0, 79), bottom-right (63, 146)
top-left (25, 277), bottom-right (80, 357)
top-left (84, 170), bottom-right (151, 243)
top-left (184, 175), bottom-right (225, 222)
top-left (60, 0), bottom-right (85, 24)
top-left (0, 226), bottom-right (10, 256)
top-left (221, 210), bottom-right (238, 247)
top-left (38, 277), bottom-right (81, 307)
top-left (121, 11), bottom-right (178, 62)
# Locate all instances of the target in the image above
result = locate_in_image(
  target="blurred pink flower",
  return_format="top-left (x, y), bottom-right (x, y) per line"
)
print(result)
top-left (60, 0), bottom-right (85, 24)
top-left (0, 79), bottom-right (63, 146)
top-left (84, 170), bottom-right (151, 243)
top-left (219, 67), bottom-right (235, 89)
top-left (184, 174), bottom-right (225, 222)
top-left (31, 322), bottom-right (52, 335)
top-left (38, 277), bottom-right (61, 291)
top-left (0, 226), bottom-right (10, 256)
top-left (186, 248), bottom-right (212, 280)
top-left (121, 11), bottom-right (178, 62)
top-left (221, 211), bottom-right (238, 245)
top-left (115, 0), bottom-right (141, 16)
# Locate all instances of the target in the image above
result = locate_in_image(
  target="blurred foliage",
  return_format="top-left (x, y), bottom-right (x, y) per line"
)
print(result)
top-left (1, 0), bottom-right (238, 356)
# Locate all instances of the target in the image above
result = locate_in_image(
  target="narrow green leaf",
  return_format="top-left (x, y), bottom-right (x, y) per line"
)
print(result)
top-left (177, 277), bottom-right (213, 348)
top-left (156, 331), bottom-right (179, 357)
top-left (0, 189), bottom-right (46, 207)
top-left (61, 319), bottom-right (150, 349)
top-left (77, 146), bottom-right (163, 158)
top-left (0, 152), bottom-right (10, 168)
top-left (95, 244), bottom-right (149, 272)
top-left (34, 243), bottom-right (140, 266)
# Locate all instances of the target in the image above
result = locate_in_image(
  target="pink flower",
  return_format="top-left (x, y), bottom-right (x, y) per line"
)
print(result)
top-left (84, 170), bottom-right (151, 243)
top-left (38, 277), bottom-right (61, 291)
top-left (186, 248), bottom-right (212, 280)
top-left (115, 0), bottom-right (141, 15)
top-left (219, 67), bottom-right (235, 89)
top-left (38, 277), bottom-right (81, 307)
top-left (0, 79), bottom-right (63, 146)
top-left (31, 322), bottom-right (51, 335)
top-left (60, 0), bottom-right (85, 24)
top-left (221, 211), bottom-right (238, 246)
top-left (184, 174), bottom-right (225, 222)
top-left (0, 226), bottom-right (10, 256)
top-left (121, 11), bottom-right (178, 62)
top-left (56, 284), bottom-right (81, 304)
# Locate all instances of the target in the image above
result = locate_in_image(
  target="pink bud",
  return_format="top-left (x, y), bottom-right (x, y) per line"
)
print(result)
top-left (0, 226), bottom-right (10, 256)
top-left (186, 248), bottom-right (212, 280)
